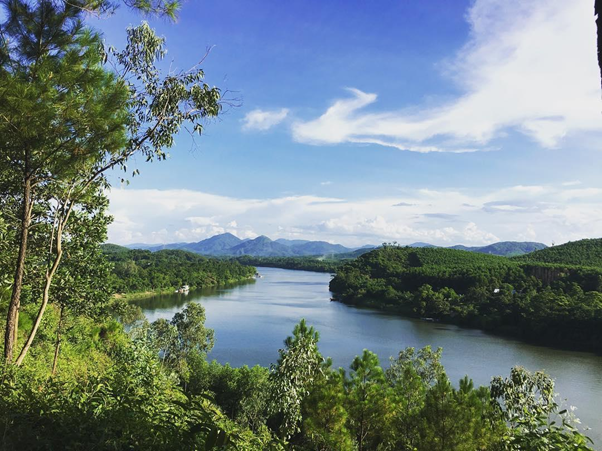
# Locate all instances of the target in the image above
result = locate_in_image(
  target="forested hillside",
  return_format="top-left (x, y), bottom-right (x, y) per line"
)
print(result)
top-left (450, 241), bottom-right (548, 256)
top-left (234, 255), bottom-right (342, 273)
top-left (102, 246), bottom-right (256, 294)
top-left (514, 238), bottom-right (602, 267)
top-left (330, 244), bottom-right (602, 350)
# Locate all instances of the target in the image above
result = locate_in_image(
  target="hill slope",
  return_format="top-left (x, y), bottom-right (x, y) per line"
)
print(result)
top-left (228, 236), bottom-right (295, 257)
top-left (292, 241), bottom-right (351, 255)
top-left (103, 247), bottom-right (256, 293)
top-left (474, 241), bottom-right (547, 256)
top-left (514, 238), bottom-right (602, 267)
top-left (187, 232), bottom-right (243, 255)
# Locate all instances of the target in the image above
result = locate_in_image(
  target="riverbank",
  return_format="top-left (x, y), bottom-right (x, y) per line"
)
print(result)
top-left (331, 295), bottom-right (602, 355)
top-left (114, 276), bottom-right (257, 302)
top-left (114, 288), bottom-right (177, 301)
top-left (330, 245), bottom-right (602, 354)
top-left (103, 247), bottom-right (257, 296)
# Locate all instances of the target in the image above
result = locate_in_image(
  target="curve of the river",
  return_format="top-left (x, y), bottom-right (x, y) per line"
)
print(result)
top-left (135, 267), bottom-right (602, 444)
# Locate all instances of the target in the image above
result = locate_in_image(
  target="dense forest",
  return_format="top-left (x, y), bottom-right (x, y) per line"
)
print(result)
top-left (330, 243), bottom-right (602, 351)
top-left (231, 241), bottom-right (552, 274)
top-left (0, 305), bottom-right (593, 449)
top-left (102, 245), bottom-right (256, 294)
top-left (234, 255), bottom-right (343, 273)
top-left (513, 238), bottom-right (602, 267)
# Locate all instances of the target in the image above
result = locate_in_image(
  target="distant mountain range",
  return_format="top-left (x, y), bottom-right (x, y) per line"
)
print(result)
top-left (124, 234), bottom-right (547, 258)
top-left (447, 241), bottom-right (548, 256)
top-left (128, 233), bottom-right (366, 257)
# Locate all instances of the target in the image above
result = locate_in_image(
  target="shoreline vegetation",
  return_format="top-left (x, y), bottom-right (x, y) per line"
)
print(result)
top-left (233, 255), bottom-right (344, 273)
top-left (102, 245), bottom-right (257, 300)
top-left (329, 240), bottom-right (602, 354)
top-left (113, 277), bottom-right (258, 302)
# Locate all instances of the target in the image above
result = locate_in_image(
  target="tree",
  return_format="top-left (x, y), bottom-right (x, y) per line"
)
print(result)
top-left (344, 350), bottom-right (390, 451)
top-left (269, 319), bottom-right (324, 440)
top-left (148, 302), bottom-right (214, 381)
top-left (1, 0), bottom-right (222, 363)
top-left (0, 0), bottom-right (129, 362)
top-left (490, 366), bottom-right (593, 450)
top-left (385, 346), bottom-right (445, 450)
top-left (302, 368), bottom-right (353, 451)
top-left (592, 0), bottom-right (602, 89)
top-left (42, 192), bottom-right (114, 374)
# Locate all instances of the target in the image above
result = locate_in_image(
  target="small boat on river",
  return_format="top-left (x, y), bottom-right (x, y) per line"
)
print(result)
top-left (175, 284), bottom-right (190, 294)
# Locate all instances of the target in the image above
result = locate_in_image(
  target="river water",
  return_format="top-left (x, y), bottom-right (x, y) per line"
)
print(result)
top-left (135, 267), bottom-right (602, 444)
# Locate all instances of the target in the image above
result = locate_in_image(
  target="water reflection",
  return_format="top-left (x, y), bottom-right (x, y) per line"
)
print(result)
top-left (133, 279), bottom-right (256, 312)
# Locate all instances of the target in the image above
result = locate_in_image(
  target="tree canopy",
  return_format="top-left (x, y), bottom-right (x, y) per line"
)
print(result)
top-left (330, 244), bottom-right (602, 351)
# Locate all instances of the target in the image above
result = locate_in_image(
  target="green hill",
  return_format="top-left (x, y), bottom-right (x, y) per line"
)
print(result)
top-left (473, 241), bottom-right (547, 256)
top-left (330, 245), bottom-right (602, 351)
top-left (187, 232), bottom-right (243, 255)
top-left (330, 245), bottom-right (518, 296)
top-left (514, 238), bottom-right (602, 268)
top-left (101, 243), bottom-right (130, 254)
top-left (103, 247), bottom-right (256, 294)
top-left (228, 235), bottom-right (295, 256)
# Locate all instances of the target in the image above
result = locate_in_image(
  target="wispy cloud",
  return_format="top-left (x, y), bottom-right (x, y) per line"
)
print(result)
top-left (291, 0), bottom-right (601, 152)
top-left (562, 180), bottom-right (582, 187)
top-left (320, 181), bottom-right (333, 186)
top-left (242, 108), bottom-right (289, 131)
top-left (108, 182), bottom-right (602, 247)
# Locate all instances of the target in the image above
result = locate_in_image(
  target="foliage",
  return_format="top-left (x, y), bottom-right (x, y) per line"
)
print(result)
top-left (330, 244), bottom-right (602, 351)
top-left (148, 303), bottom-right (215, 381)
top-left (344, 350), bottom-right (390, 450)
top-left (0, 302), bottom-right (593, 451)
top-left (187, 358), bottom-right (272, 434)
top-left (234, 255), bottom-right (343, 273)
top-left (301, 368), bottom-right (353, 450)
top-left (0, 0), bottom-right (224, 363)
top-left (514, 238), bottom-right (602, 268)
top-left (0, 303), bottom-right (279, 450)
top-left (105, 20), bottom-right (221, 180)
top-left (0, 337), bottom-right (270, 450)
top-left (0, 0), bottom-right (130, 361)
top-left (491, 366), bottom-right (593, 450)
top-left (103, 246), bottom-right (256, 293)
top-left (269, 319), bottom-right (325, 439)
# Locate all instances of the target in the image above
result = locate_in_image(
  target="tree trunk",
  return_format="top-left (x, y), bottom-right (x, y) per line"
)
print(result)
top-left (51, 306), bottom-right (64, 376)
top-left (4, 176), bottom-right (33, 363)
top-left (594, 0), bottom-right (602, 89)
top-left (15, 207), bottom-right (68, 367)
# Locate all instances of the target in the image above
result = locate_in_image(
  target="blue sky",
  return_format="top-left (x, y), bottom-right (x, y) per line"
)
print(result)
top-left (96, 0), bottom-right (602, 247)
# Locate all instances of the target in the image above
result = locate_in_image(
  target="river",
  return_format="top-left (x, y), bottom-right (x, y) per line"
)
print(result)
top-left (134, 266), bottom-right (602, 444)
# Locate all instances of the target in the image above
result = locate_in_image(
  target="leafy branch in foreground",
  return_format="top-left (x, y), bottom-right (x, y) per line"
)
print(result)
top-left (1, 0), bottom-right (223, 364)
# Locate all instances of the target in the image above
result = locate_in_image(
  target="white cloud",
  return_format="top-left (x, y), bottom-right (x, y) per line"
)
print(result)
top-left (292, 0), bottom-right (601, 152)
top-left (320, 181), bottom-right (333, 186)
top-left (242, 108), bottom-right (289, 131)
top-left (562, 180), bottom-right (582, 187)
top-left (107, 182), bottom-right (602, 247)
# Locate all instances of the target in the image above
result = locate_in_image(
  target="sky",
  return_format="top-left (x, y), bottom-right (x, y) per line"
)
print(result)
top-left (94, 0), bottom-right (602, 247)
